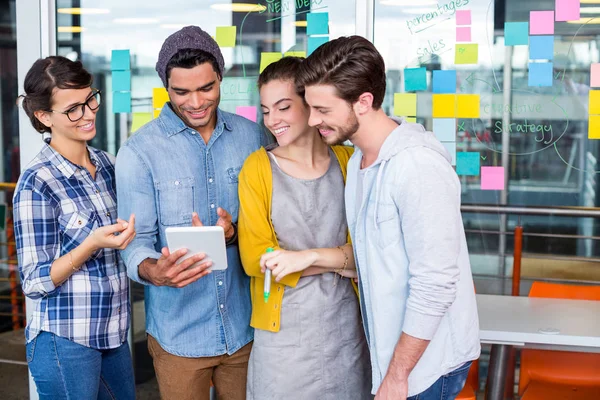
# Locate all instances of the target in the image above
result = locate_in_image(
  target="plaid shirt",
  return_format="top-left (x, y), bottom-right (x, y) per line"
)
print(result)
top-left (13, 144), bottom-right (129, 350)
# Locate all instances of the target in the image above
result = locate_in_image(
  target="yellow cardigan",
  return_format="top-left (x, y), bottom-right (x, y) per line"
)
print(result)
top-left (238, 145), bottom-right (354, 332)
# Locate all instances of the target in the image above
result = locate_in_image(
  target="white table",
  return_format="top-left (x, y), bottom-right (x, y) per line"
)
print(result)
top-left (476, 294), bottom-right (600, 400)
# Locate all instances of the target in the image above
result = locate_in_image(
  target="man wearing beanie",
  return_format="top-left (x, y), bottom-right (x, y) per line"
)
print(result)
top-left (116, 26), bottom-right (269, 399)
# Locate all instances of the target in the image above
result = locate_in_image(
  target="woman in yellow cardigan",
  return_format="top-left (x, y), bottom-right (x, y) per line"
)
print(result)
top-left (238, 57), bottom-right (371, 399)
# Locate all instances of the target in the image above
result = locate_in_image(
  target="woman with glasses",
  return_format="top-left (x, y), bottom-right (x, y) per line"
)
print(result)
top-left (13, 56), bottom-right (136, 399)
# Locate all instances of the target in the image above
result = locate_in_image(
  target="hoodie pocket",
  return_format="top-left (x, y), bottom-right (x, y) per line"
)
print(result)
top-left (375, 202), bottom-right (400, 248)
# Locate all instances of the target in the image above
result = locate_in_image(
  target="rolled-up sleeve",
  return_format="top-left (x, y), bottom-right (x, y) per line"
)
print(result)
top-left (13, 185), bottom-right (61, 299)
top-left (116, 144), bottom-right (161, 285)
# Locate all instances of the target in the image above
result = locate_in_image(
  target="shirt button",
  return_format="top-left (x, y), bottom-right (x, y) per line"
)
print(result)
top-left (209, 178), bottom-right (214, 183)
top-left (106, 212), bottom-right (111, 217)
top-left (175, 180), bottom-right (180, 186)
top-left (95, 189), bottom-right (99, 194)
top-left (117, 307), bottom-right (121, 313)
top-left (218, 281), bottom-right (223, 286)
top-left (211, 204), bottom-right (215, 209)
top-left (220, 304), bottom-right (224, 309)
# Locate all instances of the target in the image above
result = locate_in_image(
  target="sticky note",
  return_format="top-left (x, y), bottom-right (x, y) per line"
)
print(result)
top-left (236, 106), bottom-right (257, 122)
top-left (404, 67), bottom-right (427, 91)
top-left (456, 152), bottom-right (481, 176)
top-left (504, 22), bottom-right (529, 46)
top-left (153, 109), bottom-right (161, 119)
top-left (529, 36), bottom-right (554, 60)
top-left (216, 26), bottom-right (237, 48)
top-left (588, 90), bottom-right (600, 114)
top-left (111, 50), bottom-right (130, 71)
top-left (530, 11), bottom-right (555, 35)
top-left (456, 27), bottom-right (471, 42)
top-left (152, 87), bottom-right (169, 109)
top-left (131, 112), bottom-right (153, 133)
top-left (393, 93), bottom-right (417, 117)
top-left (433, 118), bottom-right (456, 142)
top-left (307, 12), bottom-right (329, 35)
top-left (112, 70), bottom-right (131, 92)
top-left (260, 52), bottom-right (282, 73)
top-left (456, 10), bottom-right (471, 25)
top-left (555, 0), bottom-right (580, 22)
top-left (405, 117), bottom-right (417, 123)
top-left (433, 70), bottom-right (457, 94)
top-left (441, 142), bottom-right (457, 166)
top-left (481, 167), bottom-right (505, 190)
top-left (284, 51), bottom-right (306, 58)
top-left (590, 64), bottom-right (600, 88)
top-left (113, 91), bottom-right (131, 113)
top-left (528, 62), bottom-right (553, 87)
top-left (455, 44), bottom-right (478, 64)
top-left (432, 94), bottom-right (456, 118)
top-left (308, 36), bottom-right (329, 56)
top-left (457, 94), bottom-right (480, 118)
top-left (589, 115), bottom-right (600, 139)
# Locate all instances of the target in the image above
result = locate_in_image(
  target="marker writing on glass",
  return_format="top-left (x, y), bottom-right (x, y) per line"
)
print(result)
top-left (264, 247), bottom-right (274, 303)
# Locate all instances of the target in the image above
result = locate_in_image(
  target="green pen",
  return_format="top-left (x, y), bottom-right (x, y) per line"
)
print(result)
top-left (264, 247), bottom-right (274, 303)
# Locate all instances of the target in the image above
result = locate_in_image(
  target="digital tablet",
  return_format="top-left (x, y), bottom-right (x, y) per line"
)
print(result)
top-left (165, 226), bottom-right (228, 271)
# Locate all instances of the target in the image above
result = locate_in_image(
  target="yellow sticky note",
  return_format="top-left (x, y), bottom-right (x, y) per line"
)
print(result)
top-left (455, 44), bottom-right (478, 65)
top-left (405, 117), bottom-right (417, 123)
top-left (260, 52), bottom-right (283, 73)
top-left (153, 109), bottom-right (161, 119)
top-left (284, 51), bottom-right (307, 58)
top-left (131, 112), bottom-right (153, 134)
top-left (589, 90), bottom-right (600, 115)
top-left (394, 93), bottom-right (417, 117)
top-left (152, 88), bottom-right (169, 109)
top-left (432, 94), bottom-right (456, 118)
top-left (216, 26), bottom-right (237, 48)
top-left (457, 94), bottom-right (480, 118)
top-left (589, 115), bottom-right (600, 139)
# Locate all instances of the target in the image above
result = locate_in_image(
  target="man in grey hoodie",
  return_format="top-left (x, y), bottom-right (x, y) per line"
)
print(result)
top-left (297, 36), bottom-right (481, 400)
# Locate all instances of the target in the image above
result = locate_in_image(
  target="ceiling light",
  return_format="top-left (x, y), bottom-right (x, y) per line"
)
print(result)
top-left (58, 26), bottom-right (85, 33)
top-left (380, 0), bottom-right (438, 6)
top-left (113, 18), bottom-right (159, 24)
top-left (57, 8), bottom-right (110, 15)
top-left (580, 7), bottom-right (600, 13)
top-left (581, 0), bottom-right (600, 3)
top-left (210, 3), bottom-right (267, 12)
top-left (295, 21), bottom-right (307, 27)
top-left (566, 17), bottom-right (600, 23)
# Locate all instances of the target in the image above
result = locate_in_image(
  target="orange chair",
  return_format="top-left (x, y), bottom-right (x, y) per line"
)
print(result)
top-left (518, 282), bottom-right (600, 400)
top-left (456, 359), bottom-right (479, 400)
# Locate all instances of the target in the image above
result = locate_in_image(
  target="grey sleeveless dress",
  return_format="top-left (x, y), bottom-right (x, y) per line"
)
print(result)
top-left (246, 148), bottom-right (372, 400)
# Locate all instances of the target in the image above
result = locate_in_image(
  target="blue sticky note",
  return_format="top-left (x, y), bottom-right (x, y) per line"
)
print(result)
top-left (112, 70), bottom-right (131, 92)
top-left (113, 91), bottom-right (131, 113)
top-left (307, 12), bottom-right (329, 35)
top-left (308, 36), bottom-right (329, 56)
top-left (404, 67), bottom-right (427, 91)
top-left (456, 152), bottom-right (480, 176)
top-left (528, 62), bottom-right (553, 87)
top-left (504, 22), bottom-right (529, 46)
top-left (441, 141), bottom-right (457, 166)
top-left (433, 118), bottom-right (456, 142)
top-left (529, 35), bottom-right (554, 60)
top-left (433, 70), bottom-right (457, 94)
top-left (111, 50), bottom-right (130, 71)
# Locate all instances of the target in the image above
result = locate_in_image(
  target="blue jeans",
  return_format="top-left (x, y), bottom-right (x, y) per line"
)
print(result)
top-left (408, 361), bottom-right (473, 400)
top-left (26, 331), bottom-right (135, 399)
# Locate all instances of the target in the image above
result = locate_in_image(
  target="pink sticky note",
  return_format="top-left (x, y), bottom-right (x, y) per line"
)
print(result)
top-left (235, 106), bottom-right (257, 122)
top-left (591, 64), bottom-right (600, 88)
top-left (456, 27), bottom-right (471, 42)
top-left (456, 10), bottom-right (471, 26)
top-left (481, 167), bottom-right (505, 190)
top-left (530, 11), bottom-right (555, 35)
top-left (555, 0), bottom-right (580, 22)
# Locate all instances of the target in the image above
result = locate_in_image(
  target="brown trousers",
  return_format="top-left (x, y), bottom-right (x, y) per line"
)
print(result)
top-left (148, 335), bottom-right (252, 400)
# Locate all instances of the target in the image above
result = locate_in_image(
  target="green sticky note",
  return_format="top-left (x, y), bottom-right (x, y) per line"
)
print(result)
top-left (307, 12), bottom-right (329, 35)
top-left (130, 112), bottom-right (153, 133)
top-left (111, 49), bottom-right (130, 71)
top-left (113, 91), bottom-right (131, 113)
top-left (112, 70), bottom-right (131, 92)
top-left (216, 26), bottom-right (237, 48)
top-left (284, 51), bottom-right (307, 58)
top-left (260, 52), bottom-right (283, 73)
top-left (308, 36), bottom-right (329, 56)
top-left (455, 44), bottom-right (478, 65)
top-left (394, 93), bottom-right (417, 117)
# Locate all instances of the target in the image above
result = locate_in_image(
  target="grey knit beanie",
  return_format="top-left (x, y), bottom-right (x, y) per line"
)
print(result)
top-left (155, 25), bottom-right (225, 87)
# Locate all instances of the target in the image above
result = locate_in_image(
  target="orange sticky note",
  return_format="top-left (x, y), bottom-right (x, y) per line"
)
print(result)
top-left (589, 115), bottom-right (600, 139)
top-left (432, 94), bottom-right (456, 118)
top-left (457, 94), bottom-right (480, 118)
top-left (152, 88), bottom-right (169, 109)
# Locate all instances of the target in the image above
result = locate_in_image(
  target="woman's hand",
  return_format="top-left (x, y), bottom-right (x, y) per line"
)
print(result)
top-left (260, 249), bottom-right (318, 282)
top-left (85, 214), bottom-right (136, 251)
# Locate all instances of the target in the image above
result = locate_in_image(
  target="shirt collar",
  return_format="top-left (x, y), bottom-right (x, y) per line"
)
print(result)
top-left (158, 103), bottom-right (233, 138)
top-left (40, 143), bottom-right (102, 179)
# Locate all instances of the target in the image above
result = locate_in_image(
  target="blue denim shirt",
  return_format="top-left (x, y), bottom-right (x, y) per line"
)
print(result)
top-left (116, 104), bottom-right (269, 357)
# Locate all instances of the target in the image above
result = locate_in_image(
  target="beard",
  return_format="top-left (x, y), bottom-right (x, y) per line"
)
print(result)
top-left (319, 110), bottom-right (360, 146)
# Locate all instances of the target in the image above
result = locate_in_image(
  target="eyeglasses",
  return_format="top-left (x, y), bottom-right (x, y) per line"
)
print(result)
top-left (51, 89), bottom-right (102, 122)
